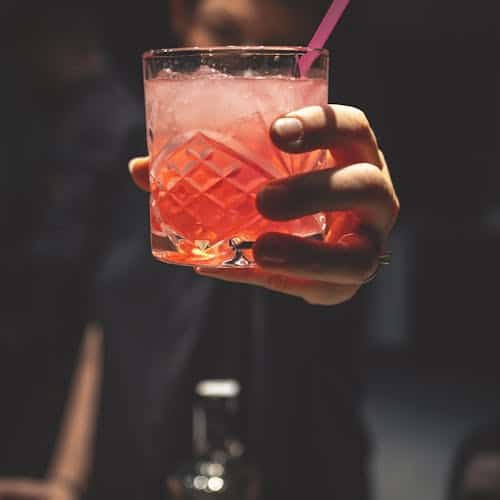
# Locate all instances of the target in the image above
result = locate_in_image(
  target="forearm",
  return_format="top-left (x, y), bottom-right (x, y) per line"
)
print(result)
top-left (46, 322), bottom-right (103, 494)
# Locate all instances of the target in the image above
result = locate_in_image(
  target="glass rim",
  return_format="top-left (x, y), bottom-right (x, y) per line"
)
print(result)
top-left (142, 45), bottom-right (329, 60)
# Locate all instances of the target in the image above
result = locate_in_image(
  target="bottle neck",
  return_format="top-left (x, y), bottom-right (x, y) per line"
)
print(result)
top-left (193, 395), bottom-right (243, 459)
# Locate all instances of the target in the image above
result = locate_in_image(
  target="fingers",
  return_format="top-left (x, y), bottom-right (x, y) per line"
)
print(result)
top-left (195, 267), bottom-right (360, 306)
top-left (253, 232), bottom-right (380, 285)
top-left (266, 104), bottom-right (400, 235)
top-left (195, 228), bottom-right (379, 303)
top-left (270, 104), bottom-right (381, 166)
top-left (128, 156), bottom-right (150, 191)
top-left (257, 162), bottom-right (399, 235)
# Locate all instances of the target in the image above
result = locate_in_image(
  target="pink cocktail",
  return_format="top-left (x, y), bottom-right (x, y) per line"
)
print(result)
top-left (143, 47), bottom-right (329, 268)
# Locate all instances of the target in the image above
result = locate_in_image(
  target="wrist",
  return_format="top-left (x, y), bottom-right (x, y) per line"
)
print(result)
top-left (51, 476), bottom-right (86, 498)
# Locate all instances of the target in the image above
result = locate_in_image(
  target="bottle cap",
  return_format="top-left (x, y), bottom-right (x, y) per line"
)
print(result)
top-left (195, 379), bottom-right (240, 398)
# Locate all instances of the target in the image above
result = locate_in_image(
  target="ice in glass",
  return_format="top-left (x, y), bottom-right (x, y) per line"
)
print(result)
top-left (143, 47), bottom-right (329, 267)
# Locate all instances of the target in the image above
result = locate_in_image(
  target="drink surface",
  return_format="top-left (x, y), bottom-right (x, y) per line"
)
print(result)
top-left (146, 70), bottom-right (328, 267)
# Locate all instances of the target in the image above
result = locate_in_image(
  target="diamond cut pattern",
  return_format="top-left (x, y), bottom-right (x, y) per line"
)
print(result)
top-left (188, 164), bottom-right (221, 191)
top-left (152, 131), bottom-right (307, 241)
top-left (226, 162), bottom-right (268, 192)
top-left (188, 195), bottom-right (226, 230)
top-left (168, 179), bottom-right (198, 206)
top-left (206, 179), bottom-right (246, 208)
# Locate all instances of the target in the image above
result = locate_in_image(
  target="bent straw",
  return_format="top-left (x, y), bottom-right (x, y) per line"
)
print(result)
top-left (299, 0), bottom-right (351, 75)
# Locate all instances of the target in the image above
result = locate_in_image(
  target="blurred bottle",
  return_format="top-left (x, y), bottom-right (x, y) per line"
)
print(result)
top-left (166, 379), bottom-right (260, 499)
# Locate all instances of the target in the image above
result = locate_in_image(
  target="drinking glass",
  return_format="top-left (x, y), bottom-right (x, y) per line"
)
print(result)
top-left (143, 46), bottom-right (329, 268)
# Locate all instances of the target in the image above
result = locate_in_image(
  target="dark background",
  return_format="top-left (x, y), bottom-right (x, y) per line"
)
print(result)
top-left (1, 1), bottom-right (498, 499)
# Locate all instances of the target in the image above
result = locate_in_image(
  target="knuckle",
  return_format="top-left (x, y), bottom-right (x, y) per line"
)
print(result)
top-left (346, 107), bottom-right (377, 144)
top-left (353, 249), bottom-right (379, 283)
top-left (349, 106), bottom-right (370, 127)
top-left (355, 164), bottom-right (400, 231)
top-left (387, 193), bottom-right (401, 229)
top-left (336, 285), bottom-right (360, 304)
top-left (357, 164), bottom-right (393, 205)
top-left (392, 192), bottom-right (401, 218)
top-left (303, 289), bottom-right (334, 306)
top-left (303, 295), bottom-right (324, 306)
top-left (303, 285), bottom-right (359, 306)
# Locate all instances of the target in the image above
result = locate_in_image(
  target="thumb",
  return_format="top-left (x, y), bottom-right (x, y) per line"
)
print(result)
top-left (128, 156), bottom-right (150, 192)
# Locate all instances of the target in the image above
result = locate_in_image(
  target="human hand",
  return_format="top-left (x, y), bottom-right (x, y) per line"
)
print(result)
top-left (129, 104), bottom-right (399, 305)
top-left (0, 478), bottom-right (77, 500)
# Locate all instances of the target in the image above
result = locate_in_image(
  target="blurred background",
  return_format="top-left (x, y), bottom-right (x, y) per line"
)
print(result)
top-left (1, 0), bottom-right (498, 499)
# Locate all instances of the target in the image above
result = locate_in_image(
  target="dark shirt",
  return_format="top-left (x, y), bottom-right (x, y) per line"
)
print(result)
top-left (2, 60), bottom-right (370, 500)
top-left (0, 61), bottom-right (144, 476)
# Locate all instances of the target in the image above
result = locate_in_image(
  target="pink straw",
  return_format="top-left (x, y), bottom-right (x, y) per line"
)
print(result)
top-left (299, 0), bottom-right (351, 75)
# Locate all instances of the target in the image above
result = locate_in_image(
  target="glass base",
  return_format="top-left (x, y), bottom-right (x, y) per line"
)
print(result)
top-left (151, 216), bottom-right (326, 269)
top-left (152, 234), bottom-right (253, 268)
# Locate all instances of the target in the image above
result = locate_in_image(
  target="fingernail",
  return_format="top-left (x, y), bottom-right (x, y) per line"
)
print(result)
top-left (272, 117), bottom-right (304, 143)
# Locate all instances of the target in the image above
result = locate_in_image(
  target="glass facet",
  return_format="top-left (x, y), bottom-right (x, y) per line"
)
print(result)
top-left (143, 47), bottom-right (329, 268)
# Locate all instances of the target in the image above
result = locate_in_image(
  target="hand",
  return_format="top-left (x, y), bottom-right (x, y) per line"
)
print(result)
top-left (0, 478), bottom-right (77, 500)
top-left (129, 104), bottom-right (399, 305)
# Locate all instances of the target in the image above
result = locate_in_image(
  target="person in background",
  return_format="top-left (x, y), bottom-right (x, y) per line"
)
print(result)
top-left (1, 1), bottom-right (398, 499)
top-left (0, 325), bottom-right (102, 500)
top-left (98, 1), bottom-right (397, 500)
top-left (0, 2), bottom-right (144, 497)
top-left (169, 0), bottom-right (336, 46)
